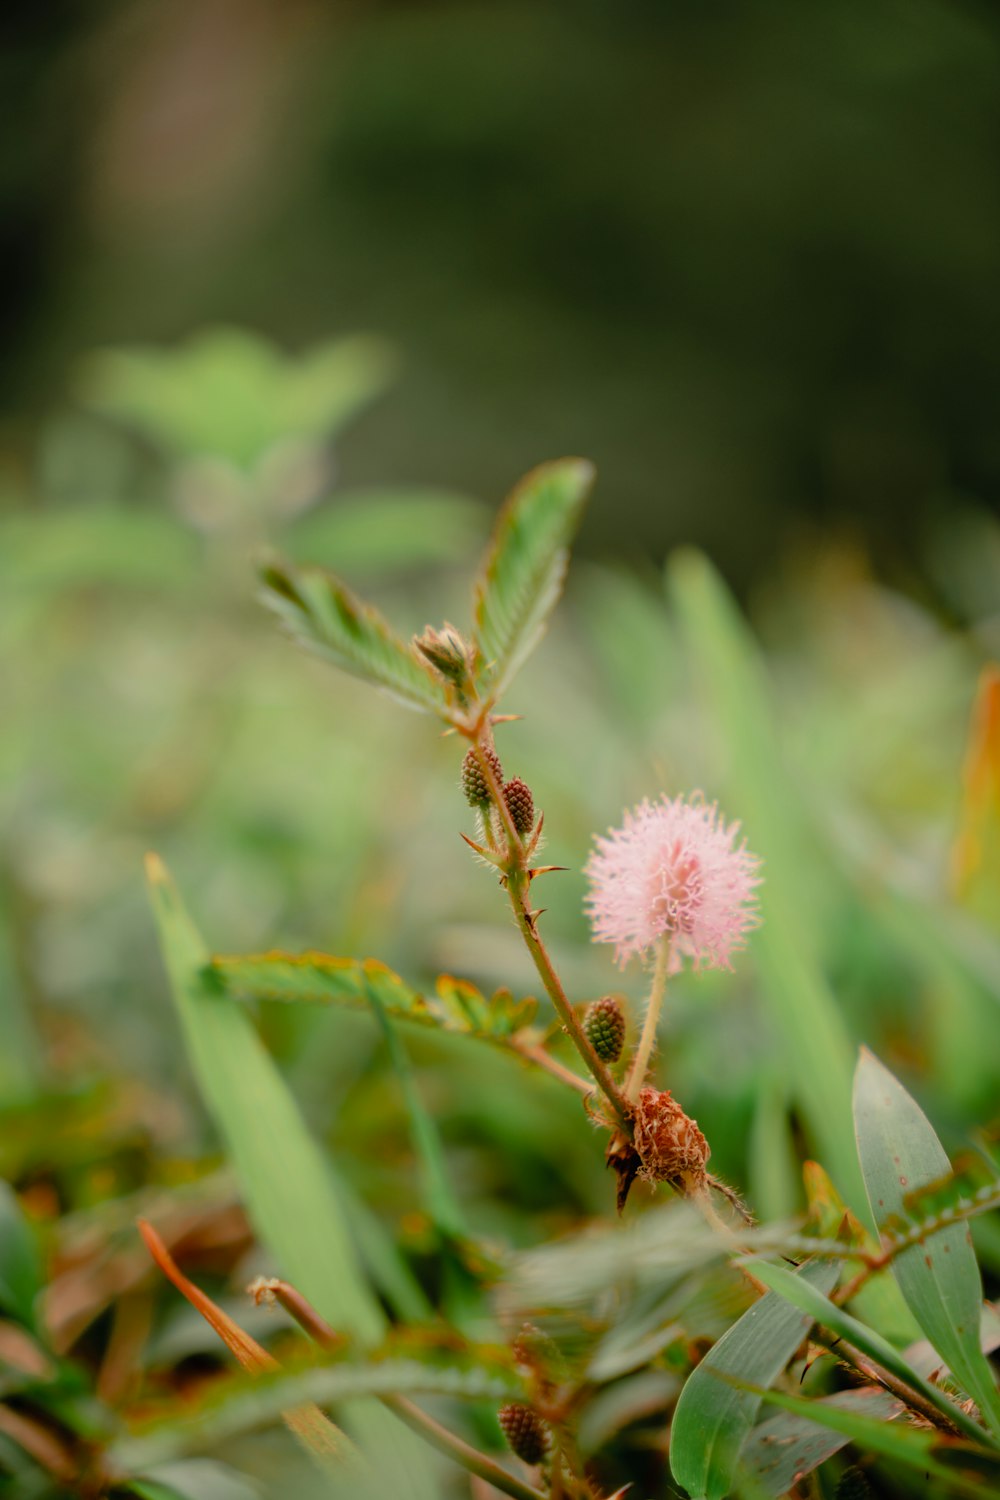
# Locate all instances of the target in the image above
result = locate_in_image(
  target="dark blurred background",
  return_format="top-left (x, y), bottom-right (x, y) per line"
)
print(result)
top-left (4, 0), bottom-right (1000, 585)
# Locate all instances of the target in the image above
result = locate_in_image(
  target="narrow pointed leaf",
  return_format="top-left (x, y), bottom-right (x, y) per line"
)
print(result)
top-left (472, 458), bottom-right (594, 701)
top-left (749, 1257), bottom-right (990, 1445)
top-left (755, 1385), bottom-right (1000, 1499)
top-left (260, 559), bottom-right (449, 715)
top-left (208, 950), bottom-right (536, 1044)
top-left (853, 1047), bottom-right (1000, 1438)
top-left (741, 1387), bottom-right (902, 1496)
top-left (145, 856), bottom-right (440, 1500)
top-left (669, 1257), bottom-right (839, 1500)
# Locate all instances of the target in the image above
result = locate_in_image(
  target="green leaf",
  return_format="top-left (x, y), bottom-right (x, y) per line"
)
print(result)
top-left (667, 548), bottom-right (864, 1211)
top-left (78, 328), bottom-right (395, 469)
top-left (741, 1387), bottom-right (902, 1496)
top-left (145, 856), bottom-right (440, 1500)
top-left (669, 1257), bottom-right (839, 1500)
top-left (0, 1182), bottom-right (42, 1332)
top-left (748, 1258), bottom-right (990, 1445)
top-left (472, 458), bottom-right (594, 702)
top-left (755, 1384), bottom-right (1000, 1499)
top-left (853, 1047), bottom-right (1000, 1438)
top-left (260, 559), bottom-right (450, 715)
top-left (208, 951), bottom-right (537, 1046)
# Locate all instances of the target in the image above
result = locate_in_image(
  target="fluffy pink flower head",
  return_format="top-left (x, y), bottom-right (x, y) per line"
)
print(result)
top-left (584, 794), bottom-right (761, 970)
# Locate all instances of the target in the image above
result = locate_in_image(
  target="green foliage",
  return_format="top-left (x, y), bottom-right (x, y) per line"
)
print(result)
top-left (260, 560), bottom-right (451, 714)
top-left (740, 1388), bottom-right (902, 1497)
top-left (0, 1182), bottom-right (42, 1332)
top-left (669, 1257), bottom-right (839, 1500)
top-left (208, 950), bottom-right (537, 1045)
top-left (77, 328), bottom-right (396, 472)
top-left (853, 1047), bottom-right (1000, 1438)
top-left (471, 458), bottom-right (594, 703)
top-left (146, 855), bottom-right (441, 1500)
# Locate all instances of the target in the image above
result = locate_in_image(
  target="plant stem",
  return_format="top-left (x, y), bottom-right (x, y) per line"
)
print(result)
top-left (468, 741), bottom-right (632, 1131)
top-left (624, 934), bottom-right (671, 1102)
top-left (511, 1039), bottom-right (596, 1098)
top-left (265, 1280), bottom-right (548, 1500)
top-left (384, 1395), bottom-right (549, 1500)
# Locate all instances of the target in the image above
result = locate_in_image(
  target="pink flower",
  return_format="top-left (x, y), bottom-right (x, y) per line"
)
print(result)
top-left (584, 794), bottom-right (761, 969)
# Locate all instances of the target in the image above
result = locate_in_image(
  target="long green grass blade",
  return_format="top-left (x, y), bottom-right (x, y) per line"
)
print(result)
top-left (667, 548), bottom-right (863, 1209)
top-left (472, 458), bottom-right (594, 702)
top-left (145, 856), bottom-right (440, 1498)
top-left (669, 1257), bottom-right (839, 1500)
top-left (853, 1047), bottom-right (1000, 1438)
top-left (260, 560), bottom-right (449, 716)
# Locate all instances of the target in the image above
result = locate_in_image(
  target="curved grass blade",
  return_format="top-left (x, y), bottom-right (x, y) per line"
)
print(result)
top-left (145, 856), bottom-right (440, 1499)
top-left (748, 1257), bottom-right (990, 1445)
top-left (754, 1384), bottom-right (1000, 1499)
top-left (260, 560), bottom-right (449, 716)
top-left (853, 1047), bottom-right (1000, 1439)
top-left (208, 951), bottom-right (536, 1045)
top-left (472, 458), bottom-right (594, 702)
top-left (669, 1257), bottom-right (839, 1500)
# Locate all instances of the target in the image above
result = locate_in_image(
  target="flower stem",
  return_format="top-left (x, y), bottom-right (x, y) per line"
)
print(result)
top-left (624, 934), bottom-right (671, 1102)
top-left (468, 740), bottom-right (631, 1132)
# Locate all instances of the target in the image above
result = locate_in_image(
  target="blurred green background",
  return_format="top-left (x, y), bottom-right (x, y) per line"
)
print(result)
top-left (4, 0), bottom-right (1000, 579)
top-left (2, 6), bottom-right (1000, 1492)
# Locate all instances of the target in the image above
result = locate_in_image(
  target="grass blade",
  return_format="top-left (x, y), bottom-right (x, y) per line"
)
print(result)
top-left (145, 855), bottom-right (441, 1499)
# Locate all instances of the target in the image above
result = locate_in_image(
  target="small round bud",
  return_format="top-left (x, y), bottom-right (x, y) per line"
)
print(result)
top-left (583, 996), bottom-right (625, 1063)
top-left (461, 747), bottom-right (502, 807)
top-left (498, 1402), bottom-right (548, 1465)
top-left (503, 777), bottom-right (535, 836)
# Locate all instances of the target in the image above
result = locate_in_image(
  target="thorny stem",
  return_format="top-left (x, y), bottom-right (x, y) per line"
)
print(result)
top-left (261, 1278), bottom-right (548, 1500)
top-left (624, 933), bottom-right (671, 1103)
top-left (469, 740), bottom-right (632, 1132)
top-left (811, 1330), bottom-right (964, 1438)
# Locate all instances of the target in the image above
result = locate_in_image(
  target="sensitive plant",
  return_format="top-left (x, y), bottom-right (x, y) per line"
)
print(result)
top-left (1, 435), bottom-right (999, 1499)
top-left (138, 462), bottom-right (999, 1496)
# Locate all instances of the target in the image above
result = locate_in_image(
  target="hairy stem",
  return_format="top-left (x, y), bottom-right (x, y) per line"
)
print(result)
top-left (384, 1395), bottom-right (549, 1500)
top-left (468, 740), bottom-right (631, 1131)
top-left (624, 934), bottom-right (671, 1102)
top-left (511, 1039), bottom-right (596, 1098)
